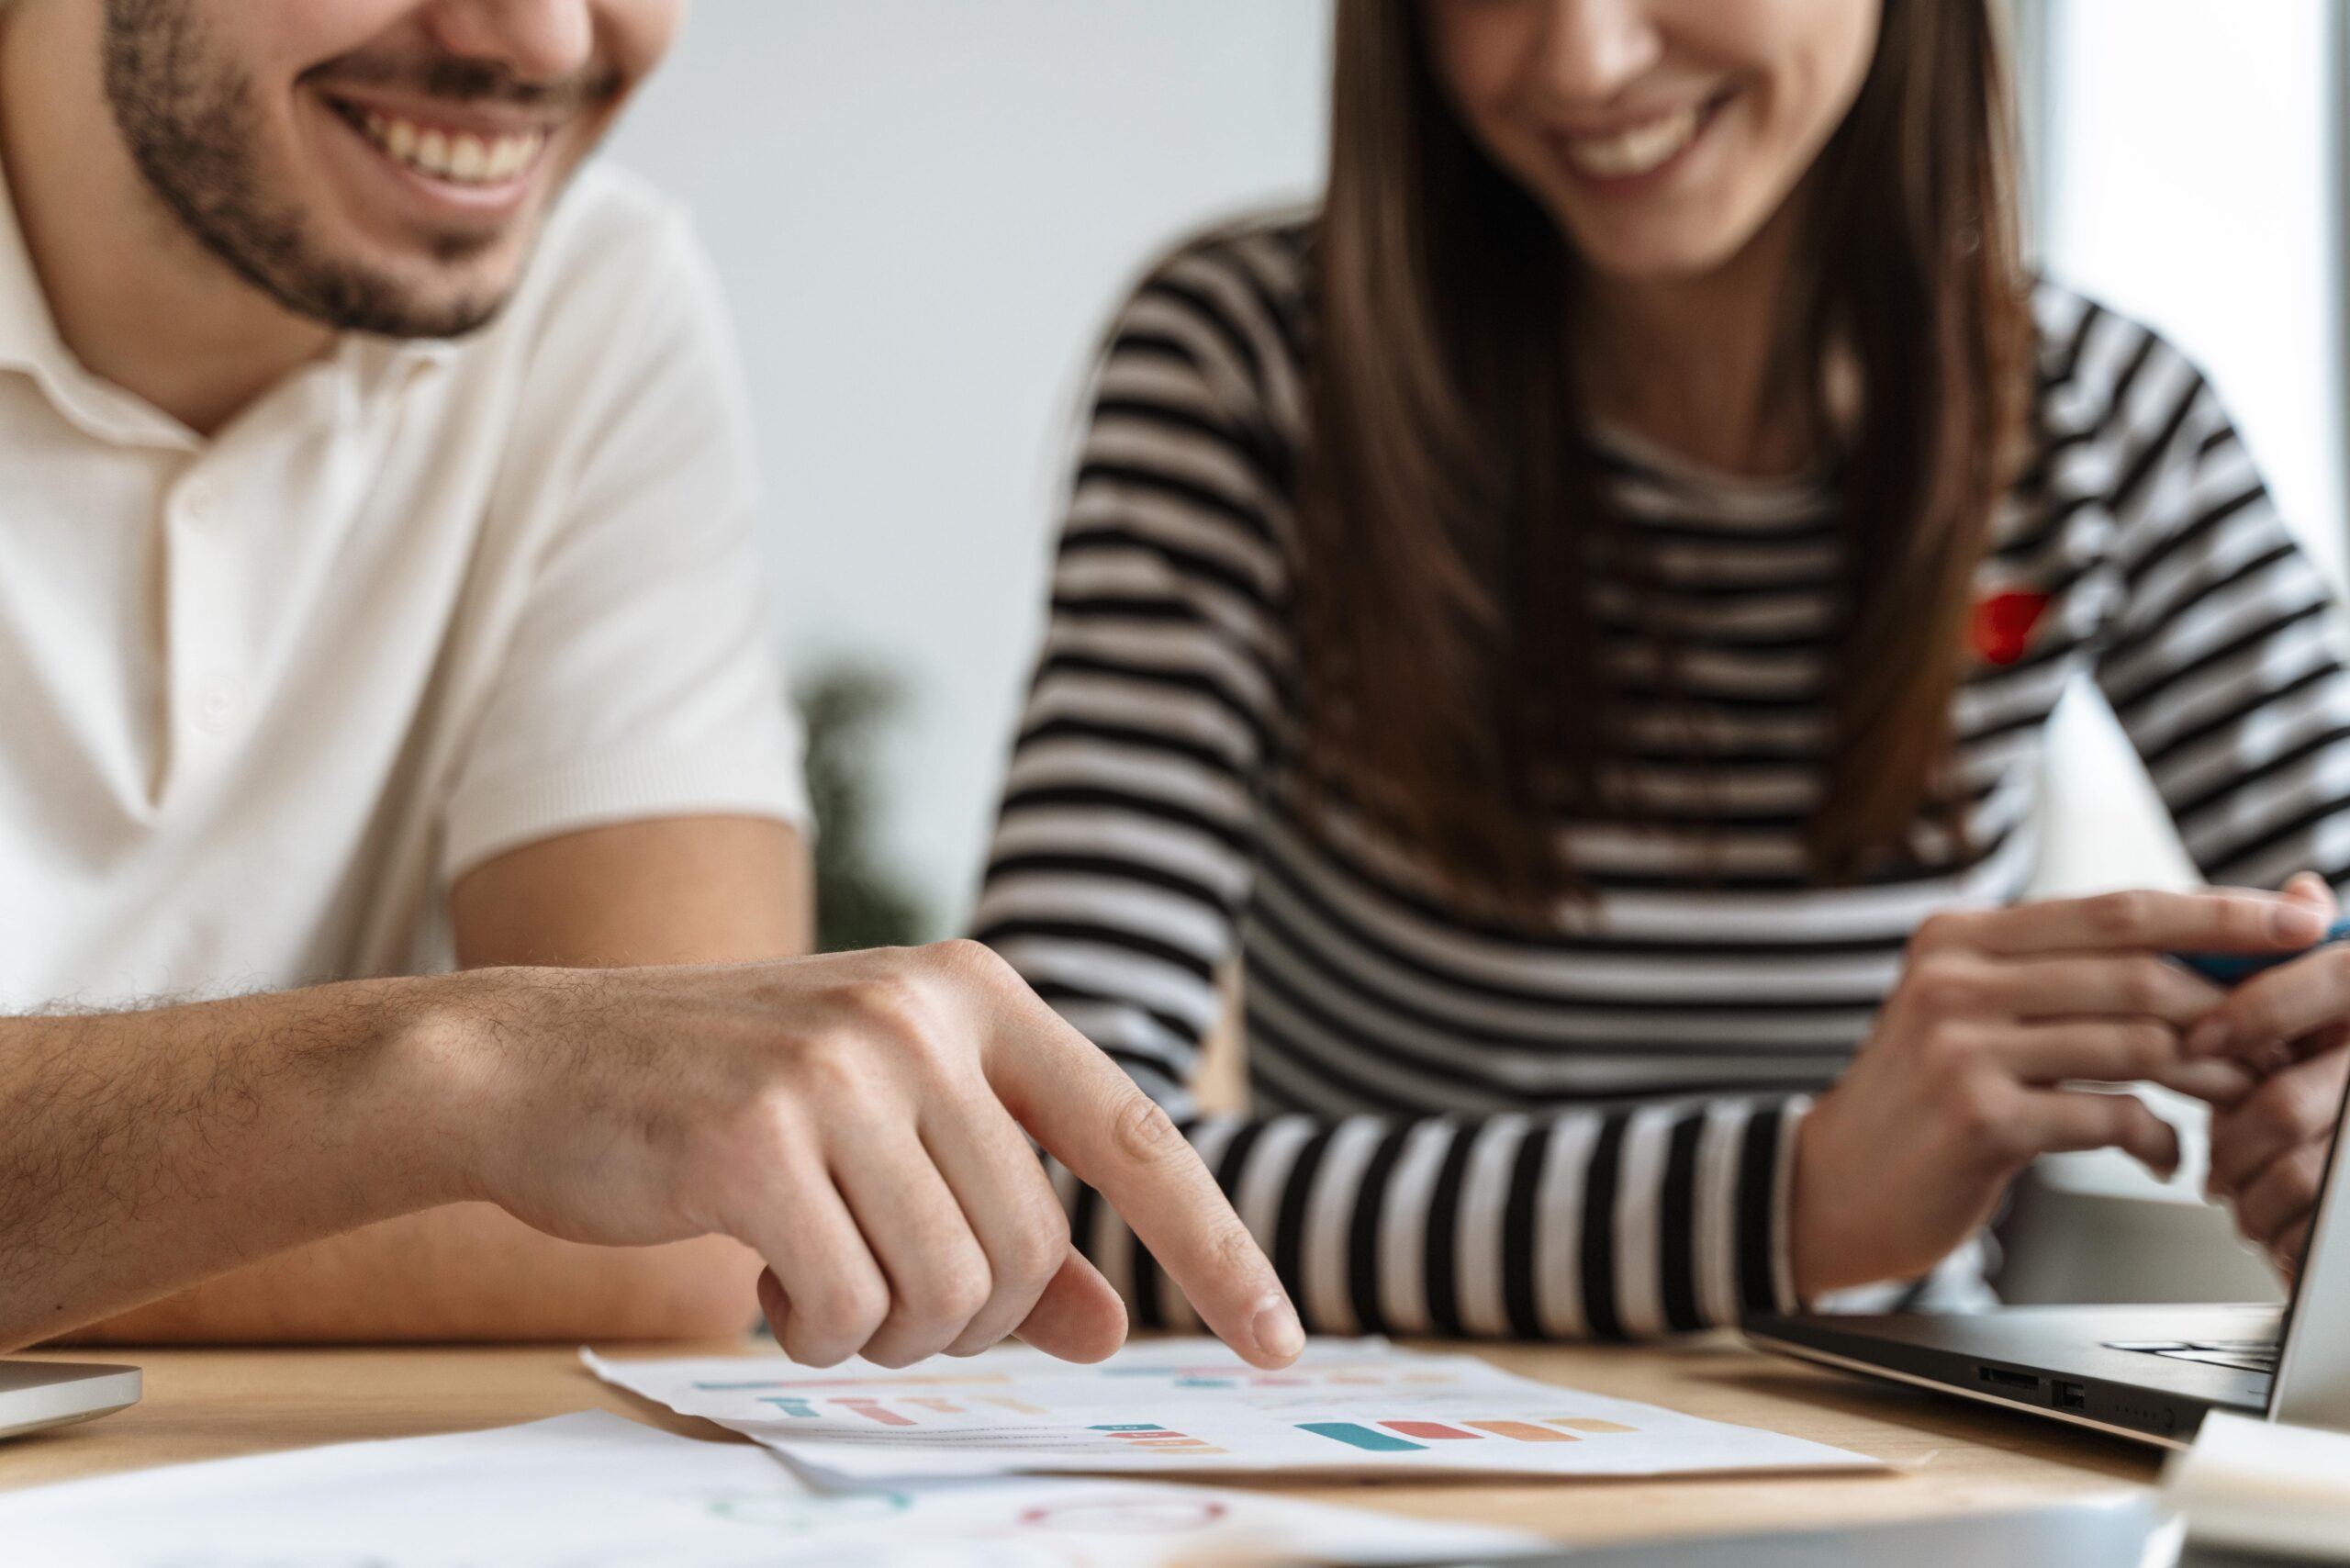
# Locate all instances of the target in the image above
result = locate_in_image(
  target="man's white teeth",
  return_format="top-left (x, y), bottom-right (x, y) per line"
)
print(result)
top-left (1561, 105), bottom-right (1701, 179)
top-left (359, 109), bottom-right (545, 186)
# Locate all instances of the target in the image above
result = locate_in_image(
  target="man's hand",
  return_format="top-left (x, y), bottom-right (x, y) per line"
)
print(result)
top-left (1792, 889), bottom-right (2323, 1300)
top-left (425, 942), bottom-right (1304, 1369)
top-left (2179, 872), bottom-right (2350, 1277)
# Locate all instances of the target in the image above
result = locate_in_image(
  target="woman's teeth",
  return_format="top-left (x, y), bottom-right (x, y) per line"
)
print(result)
top-left (1559, 104), bottom-right (1702, 180)
top-left (357, 109), bottom-right (546, 186)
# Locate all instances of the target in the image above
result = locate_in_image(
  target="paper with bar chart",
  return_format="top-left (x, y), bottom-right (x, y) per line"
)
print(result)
top-left (0, 1410), bottom-right (1546, 1568)
top-left (585, 1337), bottom-right (1881, 1482)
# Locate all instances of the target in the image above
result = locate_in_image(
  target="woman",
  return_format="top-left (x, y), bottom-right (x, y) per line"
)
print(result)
top-left (973, 0), bottom-right (2350, 1338)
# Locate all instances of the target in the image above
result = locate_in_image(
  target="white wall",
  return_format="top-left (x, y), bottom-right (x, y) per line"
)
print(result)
top-left (2031, 0), bottom-right (2344, 906)
top-left (2019, 0), bottom-right (2342, 1246)
top-left (609, 0), bottom-right (1333, 932)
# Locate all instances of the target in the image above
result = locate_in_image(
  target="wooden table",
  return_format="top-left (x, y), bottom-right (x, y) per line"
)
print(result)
top-left (0, 1336), bottom-right (2162, 1549)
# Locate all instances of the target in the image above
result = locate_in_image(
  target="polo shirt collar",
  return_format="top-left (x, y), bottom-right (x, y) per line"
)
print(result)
top-left (0, 154), bottom-right (457, 449)
top-left (0, 153), bottom-right (196, 451)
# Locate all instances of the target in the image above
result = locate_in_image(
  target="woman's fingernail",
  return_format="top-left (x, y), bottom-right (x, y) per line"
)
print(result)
top-left (1251, 1294), bottom-right (1304, 1362)
top-left (2186, 1018), bottom-right (2230, 1058)
top-left (2277, 903), bottom-right (2328, 944)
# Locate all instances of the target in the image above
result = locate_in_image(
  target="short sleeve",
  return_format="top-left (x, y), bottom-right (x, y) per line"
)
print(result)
top-left (437, 209), bottom-right (806, 880)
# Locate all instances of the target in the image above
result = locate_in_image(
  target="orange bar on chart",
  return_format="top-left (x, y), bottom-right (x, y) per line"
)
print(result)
top-left (1548, 1418), bottom-right (1638, 1434)
top-left (1465, 1420), bottom-right (1579, 1442)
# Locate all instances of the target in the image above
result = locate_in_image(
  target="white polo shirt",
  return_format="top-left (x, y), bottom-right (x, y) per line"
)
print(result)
top-left (0, 159), bottom-right (807, 1009)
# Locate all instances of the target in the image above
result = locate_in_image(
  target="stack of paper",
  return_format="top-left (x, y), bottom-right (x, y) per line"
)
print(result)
top-left (586, 1336), bottom-right (1884, 1482)
top-left (0, 1408), bottom-right (1546, 1567)
top-left (2165, 1409), bottom-right (2350, 1561)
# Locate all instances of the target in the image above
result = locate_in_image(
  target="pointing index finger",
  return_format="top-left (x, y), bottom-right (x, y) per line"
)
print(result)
top-left (1977, 890), bottom-right (2326, 958)
top-left (985, 1003), bottom-right (1303, 1369)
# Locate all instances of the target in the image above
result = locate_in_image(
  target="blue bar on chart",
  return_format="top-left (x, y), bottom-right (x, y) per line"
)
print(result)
top-left (1297, 1421), bottom-right (1427, 1452)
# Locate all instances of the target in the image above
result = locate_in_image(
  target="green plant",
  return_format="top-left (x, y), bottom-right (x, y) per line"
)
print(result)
top-left (796, 661), bottom-right (931, 952)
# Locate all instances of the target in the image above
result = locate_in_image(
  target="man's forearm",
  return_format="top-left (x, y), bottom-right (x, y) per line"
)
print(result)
top-left (0, 979), bottom-right (463, 1351)
top-left (56, 1206), bottom-right (762, 1345)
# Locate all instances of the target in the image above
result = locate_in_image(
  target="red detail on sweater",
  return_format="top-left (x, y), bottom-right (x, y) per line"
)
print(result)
top-left (1971, 588), bottom-right (2050, 666)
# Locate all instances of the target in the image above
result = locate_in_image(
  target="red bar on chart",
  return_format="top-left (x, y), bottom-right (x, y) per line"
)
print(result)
top-left (832, 1398), bottom-right (915, 1428)
top-left (1380, 1421), bottom-right (1481, 1440)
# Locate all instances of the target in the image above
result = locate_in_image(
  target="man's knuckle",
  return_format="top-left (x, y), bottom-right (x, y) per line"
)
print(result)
top-left (1007, 1206), bottom-right (1070, 1287)
top-left (835, 972), bottom-right (932, 1038)
top-left (1208, 1216), bottom-right (1266, 1276)
top-left (930, 937), bottom-right (1013, 987)
top-left (796, 1280), bottom-right (885, 1356)
top-left (1107, 1090), bottom-right (1184, 1167)
top-left (793, 1031), bottom-right (876, 1101)
top-left (925, 1259), bottom-right (993, 1327)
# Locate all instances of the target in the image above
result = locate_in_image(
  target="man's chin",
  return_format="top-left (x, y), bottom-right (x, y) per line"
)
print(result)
top-left (285, 262), bottom-right (516, 340)
top-left (280, 231), bottom-right (530, 340)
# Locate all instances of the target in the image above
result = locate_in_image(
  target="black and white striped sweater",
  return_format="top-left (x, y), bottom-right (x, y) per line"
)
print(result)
top-left (974, 217), bottom-right (2350, 1339)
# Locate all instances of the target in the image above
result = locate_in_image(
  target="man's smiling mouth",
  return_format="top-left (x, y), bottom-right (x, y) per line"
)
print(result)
top-left (329, 99), bottom-right (549, 187)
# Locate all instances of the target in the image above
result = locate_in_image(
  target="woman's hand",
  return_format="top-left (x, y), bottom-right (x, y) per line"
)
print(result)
top-left (1791, 890), bottom-right (2326, 1301)
top-left (2180, 872), bottom-right (2350, 1277)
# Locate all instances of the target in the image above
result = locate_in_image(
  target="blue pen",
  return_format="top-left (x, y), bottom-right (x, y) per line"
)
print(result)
top-left (2172, 914), bottom-right (2350, 986)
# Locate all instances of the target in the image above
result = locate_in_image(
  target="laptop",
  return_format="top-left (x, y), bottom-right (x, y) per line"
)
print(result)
top-left (1746, 1068), bottom-right (2350, 1447)
top-left (0, 1361), bottom-right (141, 1440)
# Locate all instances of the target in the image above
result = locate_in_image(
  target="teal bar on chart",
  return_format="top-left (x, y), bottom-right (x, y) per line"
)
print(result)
top-left (1297, 1421), bottom-right (1427, 1452)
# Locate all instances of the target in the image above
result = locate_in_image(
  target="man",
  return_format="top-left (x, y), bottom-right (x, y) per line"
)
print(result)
top-left (0, 0), bottom-right (1306, 1372)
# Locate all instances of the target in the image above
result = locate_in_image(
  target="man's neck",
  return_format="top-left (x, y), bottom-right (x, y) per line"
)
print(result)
top-left (0, 3), bottom-right (331, 438)
top-left (1575, 197), bottom-right (1815, 481)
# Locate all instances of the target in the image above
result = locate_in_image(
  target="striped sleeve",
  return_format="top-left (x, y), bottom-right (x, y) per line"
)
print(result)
top-left (973, 230), bottom-right (1807, 1339)
top-left (2078, 315), bottom-right (2350, 890)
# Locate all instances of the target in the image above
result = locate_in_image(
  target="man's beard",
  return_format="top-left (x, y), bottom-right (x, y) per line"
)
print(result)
top-left (99, 0), bottom-right (592, 341)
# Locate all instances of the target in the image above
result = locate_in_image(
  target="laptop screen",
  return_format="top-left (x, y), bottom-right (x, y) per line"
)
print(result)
top-left (2268, 1061), bottom-right (2350, 1426)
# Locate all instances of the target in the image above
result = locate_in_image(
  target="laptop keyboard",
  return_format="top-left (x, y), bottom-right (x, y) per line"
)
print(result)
top-left (2103, 1338), bottom-right (2278, 1374)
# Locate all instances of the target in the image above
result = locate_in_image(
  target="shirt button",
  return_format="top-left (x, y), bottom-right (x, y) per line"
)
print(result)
top-left (182, 481), bottom-right (221, 531)
top-left (194, 672), bottom-right (242, 734)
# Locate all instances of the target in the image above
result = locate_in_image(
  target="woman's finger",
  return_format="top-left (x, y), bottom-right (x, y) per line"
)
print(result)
top-left (2274, 1216), bottom-right (2317, 1280)
top-left (2206, 1047), bottom-right (2350, 1196)
top-left (2187, 945), bottom-right (2350, 1063)
top-left (1958, 890), bottom-right (2324, 959)
top-left (2232, 1140), bottom-right (2332, 1246)
top-left (919, 1090), bottom-right (1080, 1359)
top-left (1970, 954), bottom-right (2223, 1025)
top-left (2153, 1056), bottom-right (2262, 1109)
top-left (2281, 870), bottom-right (2338, 915)
top-left (829, 1117), bottom-right (996, 1368)
top-left (1975, 1018), bottom-right (2181, 1085)
top-left (2014, 1089), bottom-right (2181, 1177)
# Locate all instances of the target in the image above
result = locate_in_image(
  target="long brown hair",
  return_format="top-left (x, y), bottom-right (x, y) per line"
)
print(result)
top-left (1297, 0), bottom-right (2033, 907)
